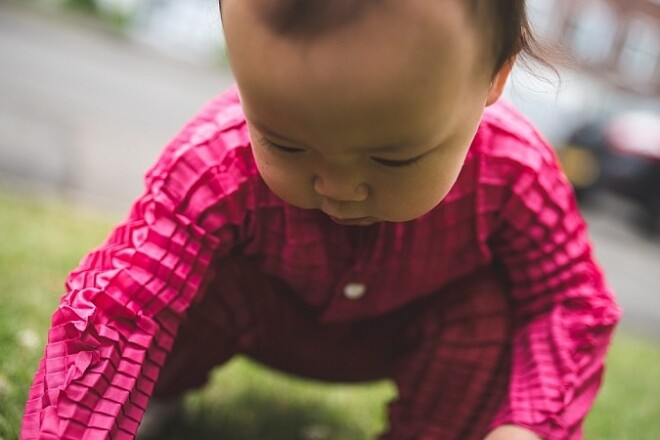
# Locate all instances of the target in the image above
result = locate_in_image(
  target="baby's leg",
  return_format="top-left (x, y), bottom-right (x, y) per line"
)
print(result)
top-left (151, 256), bottom-right (290, 397)
top-left (152, 256), bottom-right (408, 397)
top-left (381, 268), bottom-right (512, 440)
top-left (152, 260), bottom-right (511, 440)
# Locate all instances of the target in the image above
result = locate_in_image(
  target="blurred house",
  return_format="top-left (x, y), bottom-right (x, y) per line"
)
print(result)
top-left (530, 0), bottom-right (660, 96)
top-left (505, 0), bottom-right (659, 145)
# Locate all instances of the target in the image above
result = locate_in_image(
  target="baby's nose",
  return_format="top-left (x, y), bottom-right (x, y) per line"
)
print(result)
top-left (313, 173), bottom-right (369, 202)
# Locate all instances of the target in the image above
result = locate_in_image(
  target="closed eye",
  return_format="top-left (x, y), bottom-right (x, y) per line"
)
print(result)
top-left (260, 135), bottom-right (423, 167)
top-left (273, 144), bottom-right (305, 153)
top-left (261, 138), bottom-right (305, 154)
top-left (371, 156), bottom-right (422, 168)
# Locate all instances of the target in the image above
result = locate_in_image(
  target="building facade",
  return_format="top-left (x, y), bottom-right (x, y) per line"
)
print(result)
top-left (530, 0), bottom-right (660, 95)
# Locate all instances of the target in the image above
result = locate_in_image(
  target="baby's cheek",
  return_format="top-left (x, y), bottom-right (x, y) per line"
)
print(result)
top-left (266, 170), bottom-right (317, 209)
top-left (374, 185), bottom-right (438, 222)
top-left (405, 174), bottom-right (453, 218)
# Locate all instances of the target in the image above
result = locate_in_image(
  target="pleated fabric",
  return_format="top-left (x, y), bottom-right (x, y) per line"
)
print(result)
top-left (150, 257), bottom-right (513, 440)
top-left (22, 86), bottom-right (620, 439)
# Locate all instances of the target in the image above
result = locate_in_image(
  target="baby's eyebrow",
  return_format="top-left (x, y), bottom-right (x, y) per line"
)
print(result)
top-left (251, 120), bottom-right (307, 145)
top-left (365, 139), bottom-right (436, 154)
top-left (251, 120), bottom-right (285, 138)
top-left (366, 142), bottom-right (414, 153)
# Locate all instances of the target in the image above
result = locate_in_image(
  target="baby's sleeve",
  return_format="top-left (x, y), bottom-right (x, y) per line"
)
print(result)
top-left (486, 143), bottom-right (621, 439)
top-left (20, 91), bottom-right (254, 439)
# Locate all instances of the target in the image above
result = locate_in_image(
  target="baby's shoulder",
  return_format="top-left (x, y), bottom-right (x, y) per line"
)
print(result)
top-left (144, 86), bottom-right (258, 198)
top-left (145, 87), bottom-right (258, 213)
top-left (471, 99), bottom-right (558, 174)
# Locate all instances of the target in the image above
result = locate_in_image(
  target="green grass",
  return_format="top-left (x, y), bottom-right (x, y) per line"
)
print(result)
top-left (585, 334), bottom-right (660, 439)
top-left (1, 189), bottom-right (659, 439)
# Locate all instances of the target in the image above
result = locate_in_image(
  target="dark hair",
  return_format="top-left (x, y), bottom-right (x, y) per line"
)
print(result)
top-left (220, 0), bottom-right (549, 77)
top-left (485, 1), bottom-right (551, 75)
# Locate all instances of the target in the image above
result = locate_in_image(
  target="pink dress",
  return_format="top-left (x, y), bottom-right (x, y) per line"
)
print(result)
top-left (22, 86), bottom-right (621, 439)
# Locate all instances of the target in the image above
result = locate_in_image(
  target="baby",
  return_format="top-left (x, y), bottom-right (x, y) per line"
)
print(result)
top-left (22, 1), bottom-right (620, 439)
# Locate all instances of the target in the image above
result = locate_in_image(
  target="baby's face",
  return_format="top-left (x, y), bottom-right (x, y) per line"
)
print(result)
top-left (223, 0), bottom-right (506, 224)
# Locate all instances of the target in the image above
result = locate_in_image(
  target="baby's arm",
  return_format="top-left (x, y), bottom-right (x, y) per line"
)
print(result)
top-left (21, 191), bottom-right (223, 438)
top-left (487, 154), bottom-right (621, 439)
top-left (21, 90), bottom-right (251, 439)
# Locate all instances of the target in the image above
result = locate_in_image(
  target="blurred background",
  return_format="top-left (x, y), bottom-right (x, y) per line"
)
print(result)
top-left (2, 0), bottom-right (658, 333)
top-left (0, 1), bottom-right (659, 438)
top-left (0, 0), bottom-right (660, 328)
top-left (0, 0), bottom-right (660, 437)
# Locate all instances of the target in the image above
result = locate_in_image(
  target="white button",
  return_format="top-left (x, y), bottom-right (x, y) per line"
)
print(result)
top-left (343, 283), bottom-right (366, 300)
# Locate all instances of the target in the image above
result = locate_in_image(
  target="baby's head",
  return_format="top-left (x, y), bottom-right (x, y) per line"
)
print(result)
top-left (221, 0), bottom-right (534, 225)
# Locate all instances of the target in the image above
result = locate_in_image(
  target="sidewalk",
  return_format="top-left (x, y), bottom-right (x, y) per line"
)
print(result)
top-left (0, 2), bottom-right (233, 210)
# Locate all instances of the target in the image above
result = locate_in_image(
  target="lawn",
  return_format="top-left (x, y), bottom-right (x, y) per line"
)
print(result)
top-left (1, 190), bottom-right (659, 439)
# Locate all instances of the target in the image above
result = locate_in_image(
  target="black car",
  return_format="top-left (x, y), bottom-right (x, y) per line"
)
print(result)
top-left (558, 111), bottom-right (660, 233)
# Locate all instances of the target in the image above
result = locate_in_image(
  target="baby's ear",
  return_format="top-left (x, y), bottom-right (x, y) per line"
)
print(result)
top-left (486, 57), bottom-right (516, 106)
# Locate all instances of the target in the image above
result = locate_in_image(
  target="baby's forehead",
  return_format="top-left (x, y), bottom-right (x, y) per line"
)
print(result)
top-left (228, 0), bottom-right (499, 74)
top-left (262, 1), bottom-right (487, 33)
top-left (249, 0), bottom-right (373, 38)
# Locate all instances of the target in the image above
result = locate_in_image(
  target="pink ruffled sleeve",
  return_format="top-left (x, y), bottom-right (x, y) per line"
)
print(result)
top-left (487, 148), bottom-right (621, 439)
top-left (21, 89), bottom-right (255, 439)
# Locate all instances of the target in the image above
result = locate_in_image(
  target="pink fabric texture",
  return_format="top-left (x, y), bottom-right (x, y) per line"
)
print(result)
top-left (151, 257), bottom-right (514, 440)
top-left (22, 86), bottom-right (621, 439)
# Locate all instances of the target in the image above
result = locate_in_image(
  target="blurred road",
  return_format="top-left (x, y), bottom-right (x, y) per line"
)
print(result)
top-left (1, 3), bottom-right (659, 337)
top-left (0, 2), bottom-right (233, 209)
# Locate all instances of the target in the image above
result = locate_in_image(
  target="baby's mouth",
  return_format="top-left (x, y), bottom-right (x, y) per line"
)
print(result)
top-left (328, 216), bottom-right (378, 226)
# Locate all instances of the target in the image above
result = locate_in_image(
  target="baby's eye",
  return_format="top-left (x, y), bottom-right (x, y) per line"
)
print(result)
top-left (262, 138), bottom-right (305, 154)
top-left (273, 144), bottom-right (305, 153)
top-left (371, 156), bottom-right (421, 168)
